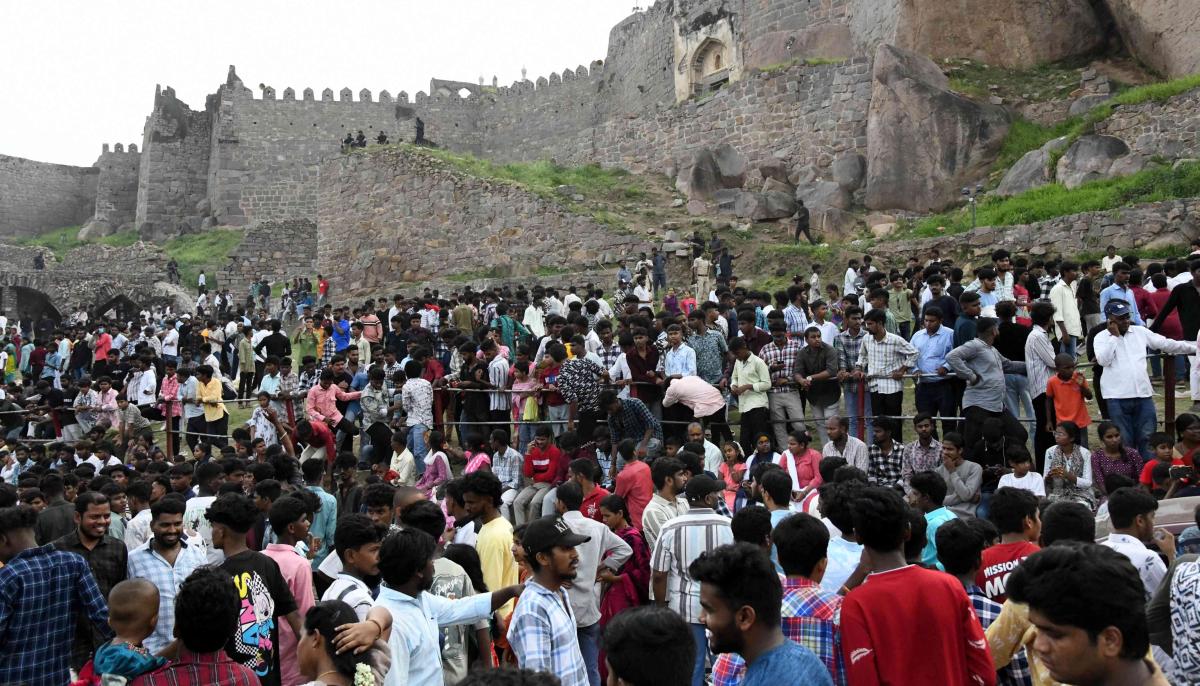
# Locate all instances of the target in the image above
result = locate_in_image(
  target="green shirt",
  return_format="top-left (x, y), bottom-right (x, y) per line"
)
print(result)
top-left (888, 287), bottom-right (913, 324)
top-left (731, 354), bottom-right (772, 413)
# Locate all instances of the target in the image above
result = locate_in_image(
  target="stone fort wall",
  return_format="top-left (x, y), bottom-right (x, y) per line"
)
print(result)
top-left (135, 87), bottom-right (212, 239)
top-left (91, 144), bottom-right (141, 232)
top-left (0, 154), bottom-right (97, 237)
top-left (315, 148), bottom-right (643, 298)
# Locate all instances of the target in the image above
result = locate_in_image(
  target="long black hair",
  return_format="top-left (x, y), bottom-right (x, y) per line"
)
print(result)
top-left (304, 600), bottom-right (372, 678)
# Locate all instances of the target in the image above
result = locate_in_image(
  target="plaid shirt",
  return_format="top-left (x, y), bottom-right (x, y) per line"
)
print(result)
top-left (967, 585), bottom-right (1032, 686)
top-left (493, 446), bottom-right (525, 491)
top-left (686, 329), bottom-right (729, 384)
top-left (127, 540), bottom-right (209, 654)
top-left (381, 360), bottom-right (403, 395)
top-left (609, 397), bottom-right (663, 447)
top-left (297, 368), bottom-right (319, 392)
top-left (833, 328), bottom-right (867, 374)
top-left (867, 442), bottom-right (905, 489)
top-left (130, 648), bottom-right (261, 686)
top-left (712, 576), bottom-right (846, 686)
top-left (508, 580), bottom-right (590, 686)
top-left (597, 341), bottom-right (623, 369)
top-left (0, 545), bottom-right (113, 686)
top-left (759, 339), bottom-right (801, 394)
top-left (856, 332), bottom-right (918, 394)
top-left (784, 304), bottom-right (809, 336)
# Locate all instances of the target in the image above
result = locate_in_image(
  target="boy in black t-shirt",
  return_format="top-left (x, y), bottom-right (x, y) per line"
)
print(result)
top-left (206, 493), bottom-right (300, 686)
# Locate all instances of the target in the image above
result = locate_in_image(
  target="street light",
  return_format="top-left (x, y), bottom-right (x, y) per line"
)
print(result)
top-left (961, 184), bottom-right (984, 229)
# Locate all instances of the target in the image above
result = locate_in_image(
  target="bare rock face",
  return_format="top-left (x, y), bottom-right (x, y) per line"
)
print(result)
top-left (996, 137), bottom-right (1070, 196)
top-left (713, 144), bottom-right (748, 189)
top-left (795, 180), bottom-right (851, 211)
top-left (865, 44), bottom-right (1010, 212)
top-left (77, 219), bottom-right (114, 241)
top-left (1106, 0), bottom-right (1200, 79)
top-left (1056, 135), bottom-right (1131, 189)
top-left (894, 0), bottom-right (1104, 68)
top-left (832, 153), bottom-right (867, 191)
top-left (675, 149), bottom-right (723, 200)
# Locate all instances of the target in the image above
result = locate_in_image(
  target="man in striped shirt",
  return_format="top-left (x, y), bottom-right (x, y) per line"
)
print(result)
top-left (651, 476), bottom-right (734, 686)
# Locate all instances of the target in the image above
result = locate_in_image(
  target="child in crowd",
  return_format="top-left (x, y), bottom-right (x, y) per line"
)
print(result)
top-left (1045, 353), bottom-right (1092, 450)
top-left (415, 430), bottom-right (451, 499)
top-left (997, 444), bottom-right (1045, 496)
top-left (89, 579), bottom-right (168, 681)
top-left (1139, 432), bottom-right (1180, 488)
top-left (509, 360), bottom-right (539, 454)
top-left (463, 434), bottom-right (492, 473)
top-left (387, 430), bottom-right (416, 486)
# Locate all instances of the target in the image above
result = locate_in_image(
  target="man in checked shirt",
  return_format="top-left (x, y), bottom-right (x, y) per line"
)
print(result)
top-left (854, 308), bottom-right (918, 442)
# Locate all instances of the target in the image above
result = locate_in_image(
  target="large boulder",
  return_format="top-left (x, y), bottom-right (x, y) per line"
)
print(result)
top-left (760, 191), bottom-right (799, 220)
top-left (811, 207), bottom-right (860, 242)
top-left (732, 192), bottom-right (764, 220)
top-left (1106, 0), bottom-right (1200, 79)
top-left (762, 177), bottom-right (794, 196)
top-left (893, 0), bottom-right (1104, 69)
top-left (1056, 135), bottom-right (1131, 189)
top-left (795, 180), bottom-right (851, 210)
top-left (865, 45), bottom-right (1010, 212)
top-left (713, 144), bottom-right (748, 189)
top-left (674, 149), bottom-right (723, 200)
top-left (996, 137), bottom-right (1069, 196)
top-left (832, 153), bottom-right (867, 191)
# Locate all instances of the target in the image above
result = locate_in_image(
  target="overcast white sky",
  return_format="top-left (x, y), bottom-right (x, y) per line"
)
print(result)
top-left (0, 0), bottom-right (642, 167)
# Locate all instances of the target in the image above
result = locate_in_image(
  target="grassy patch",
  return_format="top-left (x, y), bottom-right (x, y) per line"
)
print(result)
top-left (162, 229), bottom-right (245, 289)
top-left (444, 267), bottom-right (506, 283)
top-left (394, 145), bottom-right (647, 204)
top-left (14, 226), bottom-right (141, 259)
top-left (910, 161), bottom-right (1200, 236)
top-left (1074, 244), bottom-right (1189, 263)
top-left (942, 57), bottom-right (1088, 104)
top-left (993, 117), bottom-right (1078, 175)
top-left (535, 265), bottom-right (571, 277)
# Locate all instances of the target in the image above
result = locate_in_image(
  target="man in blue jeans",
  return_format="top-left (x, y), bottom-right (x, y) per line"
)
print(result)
top-left (1094, 299), bottom-right (1195, 459)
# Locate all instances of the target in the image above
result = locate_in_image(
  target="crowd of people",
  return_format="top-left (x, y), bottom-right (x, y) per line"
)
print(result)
top-left (2, 235), bottom-right (1200, 685)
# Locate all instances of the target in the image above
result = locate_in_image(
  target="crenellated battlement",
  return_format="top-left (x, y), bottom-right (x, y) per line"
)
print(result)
top-left (99, 143), bottom-right (140, 155)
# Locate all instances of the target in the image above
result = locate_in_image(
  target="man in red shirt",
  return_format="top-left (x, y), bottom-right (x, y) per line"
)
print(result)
top-left (840, 486), bottom-right (996, 686)
top-left (569, 458), bottom-right (610, 522)
top-left (614, 438), bottom-right (653, 529)
top-left (976, 487), bottom-right (1041, 602)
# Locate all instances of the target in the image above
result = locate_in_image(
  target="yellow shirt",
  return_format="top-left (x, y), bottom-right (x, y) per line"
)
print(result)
top-left (987, 601), bottom-right (1161, 686)
top-left (477, 516), bottom-right (519, 619)
top-left (198, 378), bottom-right (227, 422)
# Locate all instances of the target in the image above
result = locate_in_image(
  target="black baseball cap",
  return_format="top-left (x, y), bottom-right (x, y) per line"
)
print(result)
top-left (523, 515), bottom-right (590, 556)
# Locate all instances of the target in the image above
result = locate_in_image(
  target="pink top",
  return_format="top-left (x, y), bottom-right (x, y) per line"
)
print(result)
top-left (718, 461), bottom-right (744, 511)
top-left (158, 374), bottom-right (181, 417)
top-left (305, 383), bottom-right (362, 424)
top-left (465, 451), bottom-right (492, 473)
top-left (510, 378), bottom-right (538, 420)
top-left (777, 448), bottom-right (823, 491)
top-left (262, 543), bottom-right (315, 686)
top-left (662, 376), bottom-right (725, 417)
top-left (416, 451), bottom-right (450, 498)
top-left (93, 333), bottom-right (112, 362)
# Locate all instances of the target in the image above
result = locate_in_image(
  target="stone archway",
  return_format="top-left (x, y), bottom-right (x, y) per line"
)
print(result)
top-left (1, 285), bottom-right (63, 340)
top-left (692, 38), bottom-right (730, 96)
top-left (93, 294), bottom-right (141, 321)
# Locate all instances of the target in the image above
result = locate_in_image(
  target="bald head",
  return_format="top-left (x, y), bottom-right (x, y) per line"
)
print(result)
top-left (107, 578), bottom-right (160, 630)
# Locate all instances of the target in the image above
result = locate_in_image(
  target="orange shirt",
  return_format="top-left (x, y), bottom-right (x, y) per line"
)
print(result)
top-left (1045, 373), bottom-right (1091, 427)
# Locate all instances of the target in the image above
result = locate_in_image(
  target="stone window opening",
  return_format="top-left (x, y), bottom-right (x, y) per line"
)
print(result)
top-left (692, 38), bottom-right (730, 96)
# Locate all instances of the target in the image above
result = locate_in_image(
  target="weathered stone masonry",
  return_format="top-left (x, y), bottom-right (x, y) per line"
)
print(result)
top-left (315, 148), bottom-right (644, 297)
top-left (0, 155), bottom-right (97, 237)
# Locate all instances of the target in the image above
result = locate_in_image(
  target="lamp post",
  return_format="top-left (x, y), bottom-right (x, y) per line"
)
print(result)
top-left (961, 184), bottom-right (984, 229)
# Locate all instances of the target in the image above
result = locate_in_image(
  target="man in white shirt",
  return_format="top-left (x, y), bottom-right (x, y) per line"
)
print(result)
top-left (161, 322), bottom-right (180, 364)
top-left (1049, 261), bottom-right (1083, 358)
top-left (556, 482), bottom-right (631, 686)
top-left (128, 357), bottom-right (158, 412)
top-left (1094, 299), bottom-right (1196, 459)
top-left (844, 259), bottom-right (860, 296)
top-left (1101, 487), bottom-right (1174, 600)
top-left (1101, 245), bottom-right (1122, 274)
top-left (822, 415), bottom-right (869, 472)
